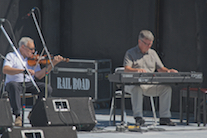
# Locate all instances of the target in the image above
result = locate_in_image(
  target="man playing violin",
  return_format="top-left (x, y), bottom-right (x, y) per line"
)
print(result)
top-left (3, 37), bottom-right (64, 126)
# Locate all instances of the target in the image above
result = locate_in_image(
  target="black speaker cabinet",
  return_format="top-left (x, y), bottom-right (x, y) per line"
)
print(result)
top-left (29, 97), bottom-right (97, 131)
top-left (0, 98), bottom-right (13, 133)
top-left (2, 126), bottom-right (77, 138)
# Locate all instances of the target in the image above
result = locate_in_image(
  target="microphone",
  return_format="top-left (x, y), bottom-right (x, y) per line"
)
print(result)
top-left (22, 7), bottom-right (36, 19)
top-left (0, 18), bottom-right (5, 24)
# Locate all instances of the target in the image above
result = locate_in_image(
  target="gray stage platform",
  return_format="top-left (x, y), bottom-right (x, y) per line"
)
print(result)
top-left (1, 108), bottom-right (207, 138)
top-left (78, 109), bottom-right (207, 138)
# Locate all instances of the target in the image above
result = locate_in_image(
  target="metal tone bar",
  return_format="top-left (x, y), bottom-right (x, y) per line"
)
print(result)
top-left (69, 59), bottom-right (111, 63)
top-left (56, 68), bottom-right (96, 73)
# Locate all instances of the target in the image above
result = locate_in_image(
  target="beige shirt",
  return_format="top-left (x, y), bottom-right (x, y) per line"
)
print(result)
top-left (123, 45), bottom-right (164, 72)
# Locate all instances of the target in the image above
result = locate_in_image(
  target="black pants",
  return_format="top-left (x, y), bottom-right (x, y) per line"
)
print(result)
top-left (5, 81), bottom-right (52, 115)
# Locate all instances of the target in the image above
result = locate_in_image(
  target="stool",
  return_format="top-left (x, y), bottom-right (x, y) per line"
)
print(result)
top-left (1, 91), bottom-right (37, 105)
top-left (180, 87), bottom-right (207, 126)
top-left (20, 93), bottom-right (37, 105)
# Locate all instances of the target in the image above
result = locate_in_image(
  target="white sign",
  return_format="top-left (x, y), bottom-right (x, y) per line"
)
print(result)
top-left (57, 77), bottom-right (90, 90)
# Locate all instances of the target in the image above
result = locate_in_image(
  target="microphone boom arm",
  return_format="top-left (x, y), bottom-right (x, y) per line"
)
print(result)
top-left (0, 24), bottom-right (41, 93)
top-left (31, 11), bottom-right (54, 69)
top-left (30, 9), bottom-right (53, 98)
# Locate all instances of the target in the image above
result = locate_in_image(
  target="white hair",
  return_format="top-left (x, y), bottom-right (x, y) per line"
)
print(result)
top-left (18, 37), bottom-right (34, 48)
top-left (138, 30), bottom-right (154, 41)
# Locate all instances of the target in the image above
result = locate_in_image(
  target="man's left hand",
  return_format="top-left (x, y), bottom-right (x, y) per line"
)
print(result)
top-left (53, 55), bottom-right (64, 65)
top-left (167, 69), bottom-right (178, 73)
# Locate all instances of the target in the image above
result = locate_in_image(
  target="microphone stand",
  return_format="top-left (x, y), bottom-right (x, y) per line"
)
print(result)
top-left (0, 24), bottom-right (41, 127)
top-left (0, 54), bottom-right (8, 99)
top-left (31, 9), bottom-right (54, 98)
top-left (0, 25), bottom-right (40, 93)
top-left (0, 53), bottom-right (10, 62)
top-left (22, 72), bottom-right (26, 127)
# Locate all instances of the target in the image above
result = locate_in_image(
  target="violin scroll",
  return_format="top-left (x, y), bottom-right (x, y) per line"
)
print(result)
top-left (63, 58), bottom-right (69, 63)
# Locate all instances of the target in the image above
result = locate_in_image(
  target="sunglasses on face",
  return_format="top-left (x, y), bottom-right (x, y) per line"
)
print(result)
top-left (24, 45), bottom-right (35, 51)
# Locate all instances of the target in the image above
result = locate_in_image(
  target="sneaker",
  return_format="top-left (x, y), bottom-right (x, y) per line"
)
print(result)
top-left (160, 118), bottom-right (176, 126)
top-left (135, 117), bottom-right (145, 126)
top-left (14, 116), bottom-right (22, 127)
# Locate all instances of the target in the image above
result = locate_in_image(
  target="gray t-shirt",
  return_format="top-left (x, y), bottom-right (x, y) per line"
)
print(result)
top-left (123, 45), bottom-right (164, 73)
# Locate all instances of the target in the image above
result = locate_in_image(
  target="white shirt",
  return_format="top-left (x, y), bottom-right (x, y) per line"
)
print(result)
top-left (3, 50), bottom-right (41, 85)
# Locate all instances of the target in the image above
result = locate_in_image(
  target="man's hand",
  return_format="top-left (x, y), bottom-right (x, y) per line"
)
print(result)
top-left (34, 55), bottom-right (64, 80)
top-left (27, 69), bottom-right (35, 75)
top-left (52, 55), bottom-right (64, 65)
top-left (137, 68), bottom-right (147, 73)
top-left (157, 67), bottom-right (178, 73)
top-left (125, 66), bottom-right (147, 73)
top-left (167, 69), bottom-right (178, 73)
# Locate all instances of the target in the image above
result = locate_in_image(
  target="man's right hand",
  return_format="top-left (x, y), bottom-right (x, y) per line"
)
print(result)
top-left (26, 69), bottom-right (35, 76)
top-left (137, 68), bottom-right (147, 73)
top-left (124, 66), bottom-right (147, 73)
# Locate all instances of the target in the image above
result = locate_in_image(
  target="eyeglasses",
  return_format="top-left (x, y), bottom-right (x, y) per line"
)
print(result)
top-left (24, 45), bottom-right (35, 51)
top-left (140, 39), bottom-right (152, 46)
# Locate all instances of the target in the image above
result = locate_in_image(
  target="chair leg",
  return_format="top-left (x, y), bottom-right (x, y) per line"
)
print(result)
top-left (109, 97), bottom-right (114, 125)
top-left (203, 93), bottom-right (206, 126)
top-left (109, 95), bottom-right (127, 125)
top-left (33, 95), bottom-right (37, 105)
top-left (124, 110), bottom-right (127, 124)
top-left (180, 91), bottom-right (183, 123)
top-left (150, 96), bottom-right (157, 125)
top-left (194, 97), bottom-right (197, 122)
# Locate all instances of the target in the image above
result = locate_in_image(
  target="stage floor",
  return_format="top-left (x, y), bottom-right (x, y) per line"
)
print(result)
top-left (2, 107), bottom-right (207, 138)
top-left (78, 109), bottom-right (207, 138)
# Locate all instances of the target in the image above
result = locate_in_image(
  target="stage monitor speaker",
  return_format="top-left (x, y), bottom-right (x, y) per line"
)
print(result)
top-left (1, 126), bottom-right (77, 138)
top-left (29, 97), bottom-right (97, 131)
top-left (0, 98), bottom-right (13, 134)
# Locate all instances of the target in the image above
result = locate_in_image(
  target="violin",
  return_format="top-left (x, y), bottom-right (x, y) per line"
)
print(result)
top-left (27, 54), bottom-right (69, 66)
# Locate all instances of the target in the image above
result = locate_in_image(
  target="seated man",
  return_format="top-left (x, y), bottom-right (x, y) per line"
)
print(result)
top-left (123, 30), bottom-right (178, 126)
top-left (3, 37), bottom-right (64, 126)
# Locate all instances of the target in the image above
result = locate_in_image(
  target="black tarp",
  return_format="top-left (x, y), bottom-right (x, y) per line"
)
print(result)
top-left (1, 0), bottom-right (207, 112)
